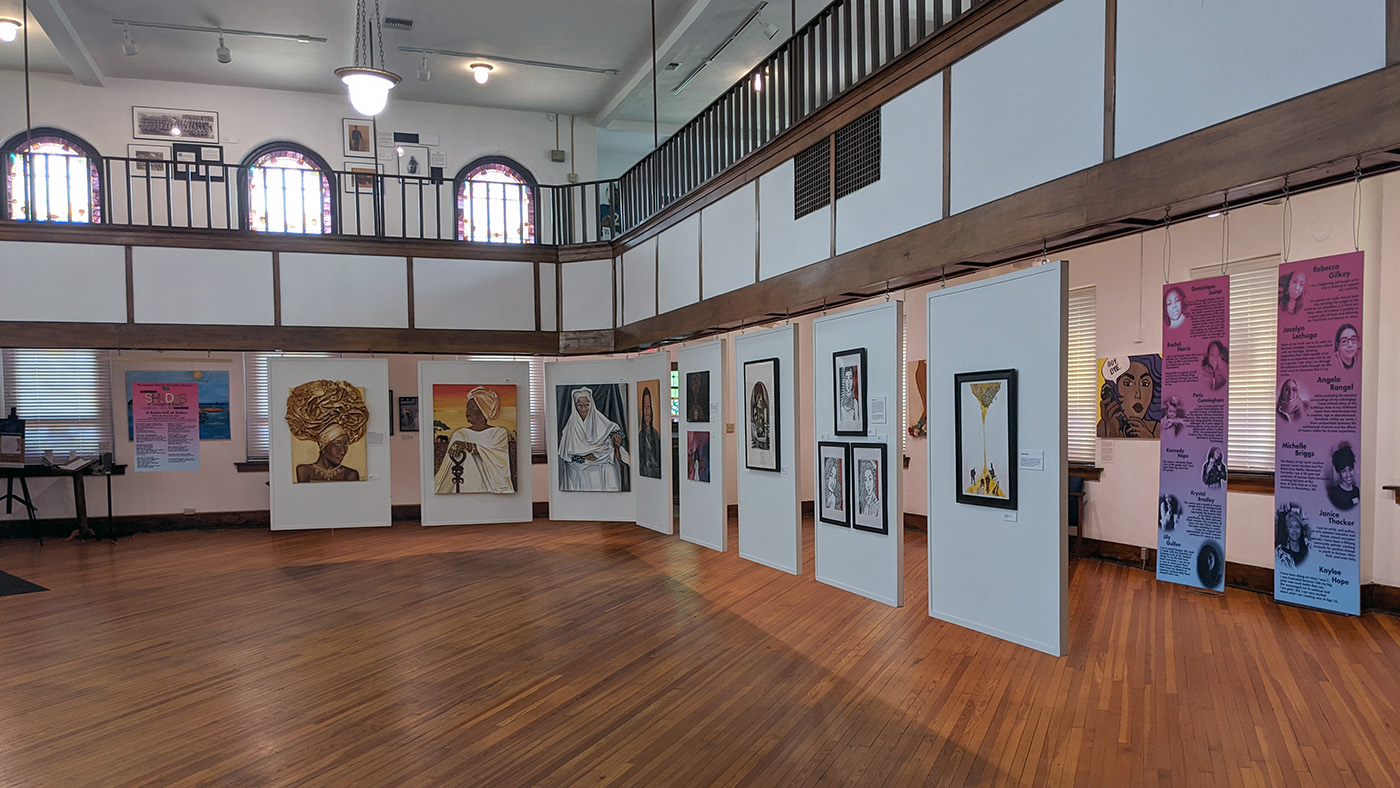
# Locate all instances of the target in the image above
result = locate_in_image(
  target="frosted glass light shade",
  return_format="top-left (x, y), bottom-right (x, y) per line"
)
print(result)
top-left (0, 19), bottom-right (21, 43)
top-left (337, 67), bottom-right (401, 117)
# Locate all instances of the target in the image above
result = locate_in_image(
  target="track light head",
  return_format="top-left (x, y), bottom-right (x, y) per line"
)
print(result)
top-left (417, 55), bottom-right (431, 81)
top-left (122, 27), bottom-right (138, 56)
top-left (215, 34), bottom-right (231, 64)
top-left (756, 15), bottom-right (780, 40)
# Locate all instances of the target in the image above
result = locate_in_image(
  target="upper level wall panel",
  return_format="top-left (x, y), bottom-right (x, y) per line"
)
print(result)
top-left (282, 253), bottom-right (409, 329)
top-left (759, 160), bottom-right (831, 281)
top-left (701, 182), bottom-right (758, 299)
top-left (562, 258), bottom-right (614, 332)
top-left (658, 215), bottom-right (701, 314)
top-left (414, 258), bottom-right (536, 331)
top-left (132, 247), bottom-right (274, 326)
top-left (0, 241), bottom-right (127, 324)
top-left (623, 238), bottom-right (659, 325)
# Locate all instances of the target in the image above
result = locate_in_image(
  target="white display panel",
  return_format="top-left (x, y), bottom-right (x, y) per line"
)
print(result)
top-left (835, 76), bottom-right (943, 255)
top-left (949, 0), bottom-right (1104, 215)
top-left (630, 354), bottom-right (674, 535)
top-left (414, 258), bottom-right (536, 331)
top-left (734, 324), bottom-right (802, 574)
top-left (926, 263), bottom-right (1066, 656)
top-left (269, 357), bottom-right (391, 530)
top-left (561, 258), bottom-right (614, 331)
top-left (417, 360), bottom-right (534, 526)
top-left (280, 253), bottom-right (408, 328)
top-left (538, 262), bottom-right (557, 331)
top-left (678, 340), bottom-right (727, 551)
top-left (132, 247), bottom-right (274, 325)
top-left (701, 183), bottom-right (757, 298)
top-left (658, 214), bottom-right (701, 313)
top-left (0, 241), bottom-right (126, 323)
top-left (1116, 0), bottom-right (1384, 157)
top-left (545, 358), bottom-right (638, 522)
top-left (622, 238), bottom-right (658, 325)
top-left (758, 161), bottom-right (831, 280)
top-left (812, 302), bottom-right (903, 605)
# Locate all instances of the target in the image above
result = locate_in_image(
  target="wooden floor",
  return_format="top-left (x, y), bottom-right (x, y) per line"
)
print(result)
top-left (2, 520), bottom-right (1399, 788)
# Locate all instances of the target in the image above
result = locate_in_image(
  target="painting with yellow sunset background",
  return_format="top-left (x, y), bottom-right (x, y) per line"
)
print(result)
top-left (431, 383), bottom-right (519, 494)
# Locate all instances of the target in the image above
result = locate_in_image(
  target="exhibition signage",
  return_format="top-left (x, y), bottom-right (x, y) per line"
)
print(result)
top-left (1273, 251), bottom-right (1363, 615)
top-left (1156, 276), bottom-right (1229, 591)
top-left (132, 382), bottom-right (200, 472)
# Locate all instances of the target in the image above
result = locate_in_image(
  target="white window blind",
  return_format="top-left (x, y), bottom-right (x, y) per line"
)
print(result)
top-left (464, 355), bottom-right (548, 454)
top-left (1193, 257), bottom-right (1279, 472)
top-left (0, 349), bottom-right (113, 459)
top-left (1066, 286), bottom-right (1097, 464)
top-left (244, 351), bottom-right (335, 461)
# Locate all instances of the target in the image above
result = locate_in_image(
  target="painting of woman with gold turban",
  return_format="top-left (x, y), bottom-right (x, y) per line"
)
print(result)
top-left (286, 379), bottom-right (370, 483)
top-left (431, 384), bottom-right (517, 494)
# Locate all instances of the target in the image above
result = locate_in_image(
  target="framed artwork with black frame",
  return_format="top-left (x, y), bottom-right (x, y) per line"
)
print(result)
top-left (398, 395), bottom-right (420, 433)
top-left (833, 347), bottom-right (868, 436)
top-left (817, 441), bottom-right (850, 527)
top-left (685, 370), bottom-right (710, 423)
top-left (132, 106), bottom-right (219, 143)
top-left (953, 369), bottom-right (1018, 510)
top-left (850, 442), bottom-right (888, 534)
top-left (742, 357), bottom-right (780, 472)
top-left (343, 161), bottom-right (382, 194)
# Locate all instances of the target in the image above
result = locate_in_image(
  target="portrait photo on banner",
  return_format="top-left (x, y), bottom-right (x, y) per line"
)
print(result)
top-left (1096, 354), bottom-right (1162, 439)
top-left (431, 384), bottom-right (518, 495)
top-left (286, 379), bottom-right (369, 484)
top-left (833, 348), bottom-right (867, 436)
top-left (743, 357), bottom-right (780, 472)
top-left (636, 379), bottom-right (663, 480)
top-left (556, 383), bottom-right (630, 492)
top-left (954, 369), bottom-right (1017, 510)
top-left (818, 441), bottom-right (850, 526)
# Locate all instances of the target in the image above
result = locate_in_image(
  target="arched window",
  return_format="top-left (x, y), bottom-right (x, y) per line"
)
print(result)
top-left (455, 157), bottom-right (536, 244)
top-left (240, 143), bottom-right (335, 234)
top-left (2, 128), bottom-right (103, 224)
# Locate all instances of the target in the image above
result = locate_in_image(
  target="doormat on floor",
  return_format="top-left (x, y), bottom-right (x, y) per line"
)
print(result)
top-left (0, 570), bottom-right (47, 597)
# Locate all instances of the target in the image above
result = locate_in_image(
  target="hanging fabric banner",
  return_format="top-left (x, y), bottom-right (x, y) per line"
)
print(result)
top-left (1274, 251), bottom-right (1363, 615)
top-left (1156, 276), bottom-right (1230, 591)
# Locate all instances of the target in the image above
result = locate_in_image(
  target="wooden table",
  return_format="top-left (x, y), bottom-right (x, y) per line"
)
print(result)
top-left (0, 463), bottom-right (126, 540)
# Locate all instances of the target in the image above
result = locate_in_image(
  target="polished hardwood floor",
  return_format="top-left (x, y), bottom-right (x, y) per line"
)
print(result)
top-left (2, 519), bottom-right (1399, 787)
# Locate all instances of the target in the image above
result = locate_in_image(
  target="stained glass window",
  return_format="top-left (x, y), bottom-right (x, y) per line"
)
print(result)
top-left (457, 161), bottom-right (535, 244)
top-left (245, 149), bottom-right (333, 234)
top-left (5, 136), bottom-right (101, 223)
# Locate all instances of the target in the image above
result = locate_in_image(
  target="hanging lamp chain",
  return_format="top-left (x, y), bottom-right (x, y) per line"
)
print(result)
top-left (373, 0), bottom-right (385, 71)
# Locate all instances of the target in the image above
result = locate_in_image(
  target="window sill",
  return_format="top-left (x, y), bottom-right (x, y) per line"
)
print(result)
top-left (1069, 464), bottom-right (1102, 482)
top-left (235, 461), bottom-right (269, 473)
top-left (1227, 471), bottom-right (1274, 494)
top-left (1383, 485), bottom-right (1399, 504)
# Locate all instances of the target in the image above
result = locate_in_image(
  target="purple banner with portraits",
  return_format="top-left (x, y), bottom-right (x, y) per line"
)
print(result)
top-left (1274, 251), bottom-right (1363, 615)
top-left (1157, 276), bottom-right (1229, 591)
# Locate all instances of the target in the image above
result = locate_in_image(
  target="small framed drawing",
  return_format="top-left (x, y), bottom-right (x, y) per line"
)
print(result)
top-left (396, 144), bottom-right (430, 178)
top-left (953, 369), bottom-right (1018, 510)
top-left (343, 161), bottom-right (382, 194)
top-left (685, 370), bottom-right (710, 423)
top-left (343, 118), bottom-right (374, 158)
top-left (397, 396), bottom-right (420, 432)
top-left (817, 441), bottom-right (850, 527)
top-left (833, 347), bottom-right (868, 436)
top-left (743, 357), bottom-right (780, 472)
top-left (850, 443), bottom-right (888, 534)
top-left (127, 143), bottom-right (170, 176)
top-left (132, 106), bottom-right (219, 144)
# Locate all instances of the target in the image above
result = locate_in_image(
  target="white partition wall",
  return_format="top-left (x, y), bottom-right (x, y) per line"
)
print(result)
top-left (0, 242), bottom-right (127, 323)
top-left (734, 325), bottom-right (802, 574)
top-left (678, 340), bottom-right (727, 551)
top-left (417, 360), bottom-right (534, 526)
top-left (269, 357), bottom-right (392, 531)
top-left (812, 302), bottom-right (903, 605)
top-left (546, 358), bottom-right (638, 522)
top-left (926, 263), bottom-right (1067, 656)
top-left (630, 354), bottom-right (674, 534)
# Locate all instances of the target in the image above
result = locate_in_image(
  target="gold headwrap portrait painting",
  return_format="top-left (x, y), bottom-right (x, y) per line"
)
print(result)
top-left (286, 379), bottom-right (370, 483)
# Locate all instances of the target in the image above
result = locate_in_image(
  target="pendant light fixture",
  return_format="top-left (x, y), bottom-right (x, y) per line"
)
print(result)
top-left (0, 18), bottom-right (21, 44)
top-left (470, 62), bottom-right (493, 85)
top-left (334, 0), bottom-right (400, 117)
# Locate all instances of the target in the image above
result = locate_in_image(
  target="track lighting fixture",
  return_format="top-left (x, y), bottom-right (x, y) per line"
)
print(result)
top-left (122, 27), bottom-right (138, 56)
top-left (417, 55), bottom-right (431, 81)
top-left (215, 34), bottom-right (231, 64)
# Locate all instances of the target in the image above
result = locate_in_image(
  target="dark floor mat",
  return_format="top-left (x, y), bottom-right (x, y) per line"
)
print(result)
top-left (0, 570), bottom-right (48, 597)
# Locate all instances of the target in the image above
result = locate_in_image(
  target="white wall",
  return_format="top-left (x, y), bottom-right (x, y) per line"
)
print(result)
top-left (658, 214), bottom-right (701, 313)
top-left (413, 258), bottom-right (537, 331)
top-left (630, 353), bottom-right (673, 534)
top-left (701, 183), bottom-right (758, 299)
top-left (622, 237), bottom-right (658, 325)
top-left (734, 324), bottom-right (803, 574)
top-left (678, 340), bottom-right (727, 551)
top-left (132, 247), bottom-right (274, 325)
top-left (282, 253), bottom-right (408, 329)
top-left (561, 258), bottom-right (614, 331)
top-left (0, 241), bottom-right (126, 323)
top-left (759, 161), bottom-right (830, 279)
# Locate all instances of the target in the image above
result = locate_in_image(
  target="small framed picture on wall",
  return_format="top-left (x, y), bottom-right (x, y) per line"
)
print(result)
top-left (127, 143), bottom-right (170, 176)
top-left (817, 441), bottom-right (851, 527)
top-left (343, 118), bottom-right (374, 158)
top-left (343, 161), bottom-right (382, 194)
top-left (849, 443), bottom-right (888, 534)
top-left (833, 347), bottom-right (868, 436)
top-left (685, 371), bottom-right (710, 423)
top-left (742, 357), bottom-right (780, 472)
top-left (953, 368), bottom-right (1018, 510)
top-left (398, 396), bottom-right (420, 433)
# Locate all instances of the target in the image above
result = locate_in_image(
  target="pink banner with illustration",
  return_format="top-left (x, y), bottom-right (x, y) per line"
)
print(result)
top-left (1157, 276), bottom-right (1229, 591)
top-left (132, 381), bottom-right (200, 472)
top-left (1274, 251), bottom-right (1363, 614)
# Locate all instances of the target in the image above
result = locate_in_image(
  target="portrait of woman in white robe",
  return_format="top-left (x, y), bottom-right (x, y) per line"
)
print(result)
top-left (557, 385), bottom-right (631, 492)
top-left (433, 386), bottom-right (515, 494)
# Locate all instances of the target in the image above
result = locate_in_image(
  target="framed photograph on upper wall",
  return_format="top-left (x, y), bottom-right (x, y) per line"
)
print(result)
top-left (850, 443), bottom-right (888, 534)
top-left (833, 348), bottom-right (868, 436)
top-left (343, 118), bottom-right (374, 158)
top-left (127, 143), bottom-right (170, 176)
top-left (817, 441), bottom-right (851, 527)
top-left (743, 357), bottom-right (780, 472)
top-left (685, 371), bottom-right (710, 423)
top-left (396, 144), bottom-right (430, 178)
top-left (132, 106), bottom-right (219, 143)
top-left (343, 161), bottom-right (382, 194)
top-left (953, 368), bottom-right (1018, 510)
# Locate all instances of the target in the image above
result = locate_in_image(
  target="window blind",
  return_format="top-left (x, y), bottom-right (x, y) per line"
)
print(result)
top-left (243, 351), bottom-right (335, 461)
top-left (0, 348), bottom-right (113, 459)
top-left (1193, 257), bottom-right (1279, 472)
top-left (1066, 286), bottom-right (1097, 464)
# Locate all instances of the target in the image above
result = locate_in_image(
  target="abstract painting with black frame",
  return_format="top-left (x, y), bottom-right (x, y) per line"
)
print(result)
top-left (954, 369), bottom-right (1018, 510)
top-left (743, 357), bottom-right (780, 472)
top-left (817, 441), bottom-right (851, 527)
top-left (850, 442), bottom-right (888, 534)
top-left (833, 347), bottom-right (868, 436)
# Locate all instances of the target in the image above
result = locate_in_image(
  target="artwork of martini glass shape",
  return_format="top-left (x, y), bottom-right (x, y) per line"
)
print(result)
top-left (966, 381), bottom-right (1007, 499)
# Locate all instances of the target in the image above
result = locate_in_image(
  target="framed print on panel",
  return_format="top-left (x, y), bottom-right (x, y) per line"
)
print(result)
top-left (343, 161), bottom-right (382, 194)
top-left (743, 357), bottom-right (781, 472)
top-left (833, 348), bottom-right (868, 436)
top-left (430, 384), bottom-right (519, 494)
top-left (397, 396), bottom-right (420, 432)
top-left (686, 430), bottom-right (711, 482)
top-left (636, 379), bottom-right (663, 479)
top-left (817, 441), bottom-right (851, 527)
top-left (343, 118), bottom-right (374, 158)
top-left (396, 144), bottom-right (430, 178)
top-left (685, 370), bottom-right (711, 423)
top-left (286, 379), bottom-right (369, 483)
top-left (555, 383), bottom-right (630, 492)
top-left (127, 143), bottom-right (170, 176)
top-left (850, 443), bottom-right (888, 534)
top-left (132, 106), bottom-right (219, 144)
top-left (954, 369), bottom-right (1018, 510)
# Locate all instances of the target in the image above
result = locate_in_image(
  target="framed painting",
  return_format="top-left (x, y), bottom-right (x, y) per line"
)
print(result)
top-left (636, 379), bottom-right (663, 479)
top-left (743, 357), bottom-right (780, 472)
top-left (396, 144), bottom-right (430, 178)
top-left (833, 348), bottom-right (868, 436)
top-left (343, 117), bottom-right (374, 158)
top-left (850, 442), bottom-right (888, 534)
top-left (817, 441), bottom-right (850, 527)
top-left (132, 106), bottom-right (219, 143)
top-left (430, 384), bottom-right (519, 494)
top-left (685, 370), bottom-right (710, 423)
top-left (954, 369), bottom-right (1018, 510)
top-left (555, 383), bottom-right (630, 492)
top-left (127, 143), bottom-right (170, 176)
top-left (686, 430), bottom-right (711, 483)
top-left (343, 161), bottom-right (382, 194)
top-left (286, 379), bottom-right (368, 483)
top-left (397, 396), bottom-right (420, 432)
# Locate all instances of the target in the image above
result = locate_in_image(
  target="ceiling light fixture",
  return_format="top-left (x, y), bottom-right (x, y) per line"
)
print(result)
top-left (122, 26), bottom-right (138, 56)
top-left (0, 18), bottom-right (21, 44)
top-left (335, 0), bottom-right (401, 117)
top-left (752, 71), bottom-right (762, 92)
top-left (470, 62), bottom-right (493, 85)
top-left (417, 54), bottom-right (431, 81)
top-left (673, 2), bottom-right (772, 95)
top-left (755, 14), bottom-right (780, 40)
top-left (215, 33), bottom-right (231, 64)
top-left (399, 45), bottom-right (619, 76)
top-left (111, 19), bottom-right (328, 45)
